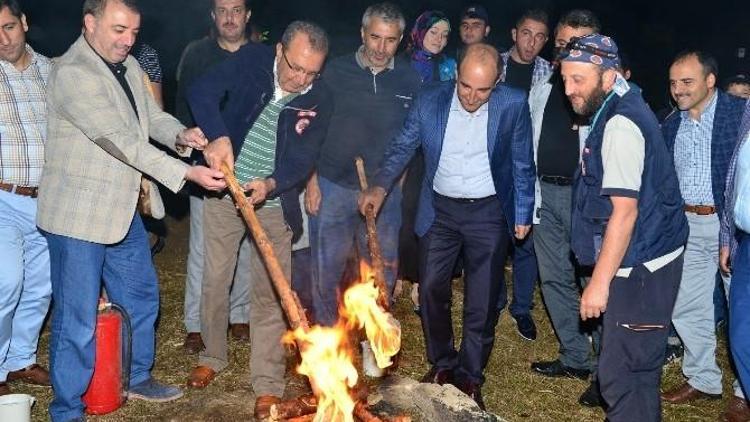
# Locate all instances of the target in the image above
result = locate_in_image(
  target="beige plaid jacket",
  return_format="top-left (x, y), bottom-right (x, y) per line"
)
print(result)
top-left (38, 36), bottom-right (190, 244)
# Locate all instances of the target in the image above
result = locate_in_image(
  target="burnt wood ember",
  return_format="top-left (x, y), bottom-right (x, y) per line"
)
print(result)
top-left (354, 401), bottom-right (383, 422)
top-left (269, 394), bottom-right (318, 420)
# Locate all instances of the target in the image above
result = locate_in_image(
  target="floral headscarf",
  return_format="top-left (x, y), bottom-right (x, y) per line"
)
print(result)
top-left (408, 11), bottom-right (455, 83)
top-left (409, 11), bottom-right (451, 53)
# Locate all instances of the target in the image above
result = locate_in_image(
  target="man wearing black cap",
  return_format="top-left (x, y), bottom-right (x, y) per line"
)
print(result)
top-left (561, 34), bottom-right (688, 421)
top-left (458, 5), bottom-right (490, 59)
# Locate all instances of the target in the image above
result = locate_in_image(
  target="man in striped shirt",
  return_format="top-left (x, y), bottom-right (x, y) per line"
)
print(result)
top-left (186, 21), bottom-right (332, 419)
top-left (0, 0), bottom-right (52, 396)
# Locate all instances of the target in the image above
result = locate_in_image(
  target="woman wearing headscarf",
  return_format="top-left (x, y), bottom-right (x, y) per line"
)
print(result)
top-left (406, 10), bottom-right (456, 83)
top-left (400, 11), bottom-right (457, 314)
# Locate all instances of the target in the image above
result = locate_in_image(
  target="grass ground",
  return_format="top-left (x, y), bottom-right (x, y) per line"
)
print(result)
top-left (17, 212), bottom-right (733, 421)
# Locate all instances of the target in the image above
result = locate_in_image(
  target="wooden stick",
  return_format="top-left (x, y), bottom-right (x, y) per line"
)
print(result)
top-left (220, 163), bottom-right (309, 332)
top-left (354, 157), bottom-right (389, 309)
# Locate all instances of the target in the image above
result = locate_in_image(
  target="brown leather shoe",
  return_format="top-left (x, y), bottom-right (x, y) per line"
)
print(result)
top-left (0, 382), bottom-right (10, 396)
top-left (254, 395), bottom-right (281, 421)
top-left (7, 364), bottom-right (50, 386)
top-left (187, 366), bottom-right (216, 389)
top-left (183, 332), bottom-right (204, 354)
top-left (230, 323), bottom-right (250, 341)
top-left (661, 382), bottom-right (721, 404)
top-left (720, 396), bottom-right (750, 422)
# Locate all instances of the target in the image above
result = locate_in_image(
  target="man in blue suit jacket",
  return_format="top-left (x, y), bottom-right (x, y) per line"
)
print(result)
top-left (661, 50), bottom-right (747, 405)
top-left (360, 43), bottom-right (535, 409)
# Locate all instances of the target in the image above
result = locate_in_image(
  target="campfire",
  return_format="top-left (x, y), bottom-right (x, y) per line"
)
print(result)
top-left (279, 264), bottom-right (403, 422)
top-left (219, 163), bottom-right (410, 422)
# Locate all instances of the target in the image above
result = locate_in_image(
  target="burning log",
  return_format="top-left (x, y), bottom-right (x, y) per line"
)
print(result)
top-left (220, 164), bottom-right (309, 332)
top-left (354, 157), bottom-right (389, 309)
top-left (269, 380), bottom-right (370, 421)
top-left (269, 394), bottom-right (318, 420)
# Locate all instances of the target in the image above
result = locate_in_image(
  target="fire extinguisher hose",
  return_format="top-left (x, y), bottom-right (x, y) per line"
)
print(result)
top-left (109, 302), bottom-right (132, 397)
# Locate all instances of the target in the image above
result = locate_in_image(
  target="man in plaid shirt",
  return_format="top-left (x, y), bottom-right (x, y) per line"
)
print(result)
top-left (661, 50), bottom-right (746, 406)
top-left (0, 0), bottom-right (52, 396)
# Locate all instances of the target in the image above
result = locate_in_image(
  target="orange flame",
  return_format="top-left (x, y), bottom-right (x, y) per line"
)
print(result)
top-left (283, 261), bottom-right (401, 422)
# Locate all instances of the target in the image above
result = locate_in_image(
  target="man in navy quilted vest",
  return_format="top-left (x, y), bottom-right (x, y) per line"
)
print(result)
top-left (561, 34), bottom-right (688, 421)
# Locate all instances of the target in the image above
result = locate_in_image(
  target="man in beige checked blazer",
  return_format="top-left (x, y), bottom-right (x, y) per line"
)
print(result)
top-left (36, 1), bottom-right (226, 420)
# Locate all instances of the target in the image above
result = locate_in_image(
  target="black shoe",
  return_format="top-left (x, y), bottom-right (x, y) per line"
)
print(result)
top-left (663, 343), bottom-right (684, 365)
top-left (579, 380), bottom-right (603, 407)
top-left (512, 314), bottom-right (537, 341)
top-left (457, 380), bottom-right (485, 411)
top-left (531, 360), bottom-right (590, 380)
top-left (420, 366), bottom-right (454, 385)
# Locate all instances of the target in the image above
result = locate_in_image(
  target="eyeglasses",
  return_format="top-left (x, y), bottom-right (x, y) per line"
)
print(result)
top-left (282, 49), bottom-right (321, 80)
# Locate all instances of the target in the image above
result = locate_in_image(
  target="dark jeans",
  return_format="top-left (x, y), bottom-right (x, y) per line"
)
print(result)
top-left (292, 247), bottom-right (314, 315)
top-left (44, 214), bottom-right (158, 422)
top-left (535, 182), bottom-right (600, 371)
top-left (309, 176), bottom-right (402, 326)
top-left (419, 193), bottom-right (509, 385)
top-left (730, 231), bottom-right (750, 398)
top-left (599, 253), bottom-right (684, 422)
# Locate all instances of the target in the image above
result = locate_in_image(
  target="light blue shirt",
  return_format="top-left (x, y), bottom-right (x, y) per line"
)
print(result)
top-left (673, 91), bottom-right (717, 205)
top-left (734, 131), bottom-right (750, 233)
top-left (433, 90), bottom-right (495, 198)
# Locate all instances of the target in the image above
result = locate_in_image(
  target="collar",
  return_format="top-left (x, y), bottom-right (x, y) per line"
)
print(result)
top-left (503, 47), bottom-right (546, 68)
top-left (355, 45), bottom-right (395, 72)
top-left (450, 87), bottom-right (489, 117)
top-left (0, 44), bottom-right (38, 73)
top-left (680, 90), bottom-right (718, 123)
top-left (84, 35), bottom-right (129, 77)
top-left (272, 56), bottom-right (312, 101)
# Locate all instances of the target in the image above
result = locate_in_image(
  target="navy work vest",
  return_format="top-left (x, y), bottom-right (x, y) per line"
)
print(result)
top-left (571, 89), bottom-right (688, 267)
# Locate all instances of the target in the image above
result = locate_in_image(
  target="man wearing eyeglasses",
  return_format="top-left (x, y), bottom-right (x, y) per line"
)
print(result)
top-left (185, 21), bottom-right (332, 420)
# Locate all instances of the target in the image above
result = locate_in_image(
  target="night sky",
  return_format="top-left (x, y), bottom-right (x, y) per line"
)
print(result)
top-left (18, 0), bottom-right (750, 111)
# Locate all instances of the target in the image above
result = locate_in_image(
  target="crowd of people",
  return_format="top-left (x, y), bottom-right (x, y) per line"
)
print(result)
top-left (1, 0), bottom-right (749, 421)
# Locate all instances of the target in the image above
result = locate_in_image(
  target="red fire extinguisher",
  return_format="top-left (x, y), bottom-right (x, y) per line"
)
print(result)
top-left (82, 300), bottom-right (132, 415)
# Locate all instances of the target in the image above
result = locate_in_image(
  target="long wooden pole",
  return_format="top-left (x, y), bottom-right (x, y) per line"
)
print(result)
top-left (220, 164), bottom-right (309, 331)
top-left (354, 157), bottom-right (389, 309)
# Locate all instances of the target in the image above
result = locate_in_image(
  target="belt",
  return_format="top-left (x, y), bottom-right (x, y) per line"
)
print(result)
top-left (539, 175), bottom-right (574, 186)
top-left (0, 182), bottom-right (38, 198)
top-left (684, 204), bottom-right (716, 215)
top-left (435, 193), bottom-right (494, 203)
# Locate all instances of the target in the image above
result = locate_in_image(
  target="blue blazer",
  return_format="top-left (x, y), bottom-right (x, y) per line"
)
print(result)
top-left (662, 90), bottom-right (746, 217)
top-left (373, 81), bottom-right (535, 236)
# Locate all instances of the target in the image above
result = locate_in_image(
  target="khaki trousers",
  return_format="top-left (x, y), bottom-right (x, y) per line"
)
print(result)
top-left (199, 195), bottom-right (291, 396)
